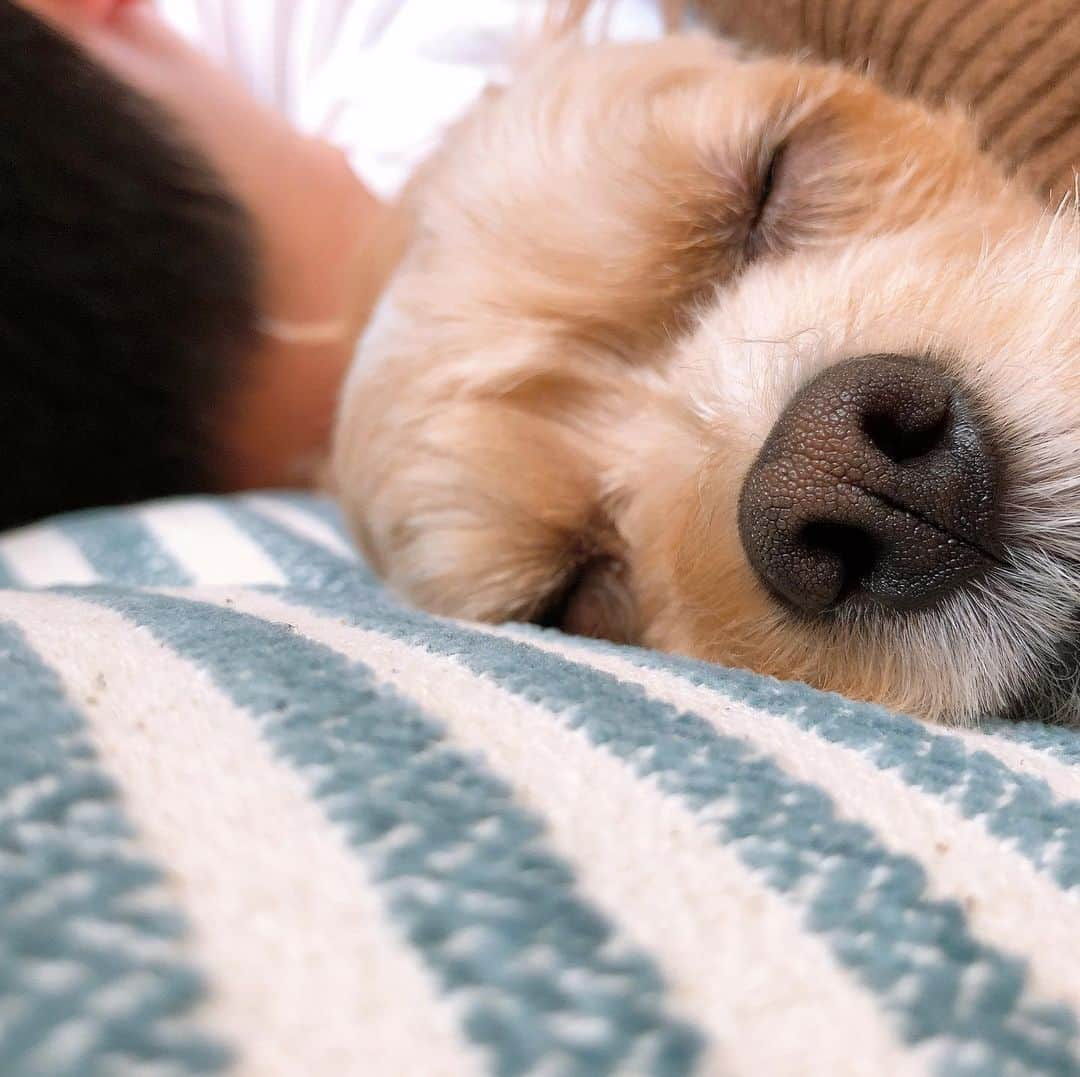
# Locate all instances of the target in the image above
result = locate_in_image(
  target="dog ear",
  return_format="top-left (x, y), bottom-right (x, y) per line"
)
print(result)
top-left (335, 381), bottom-right (606, 622)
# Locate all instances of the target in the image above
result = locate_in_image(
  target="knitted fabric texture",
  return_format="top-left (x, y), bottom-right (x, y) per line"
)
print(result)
top-left (0, 493), bottom-right (1079, 1074)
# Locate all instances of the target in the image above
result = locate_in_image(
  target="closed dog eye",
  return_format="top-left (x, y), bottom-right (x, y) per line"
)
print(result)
top-left (536, 553), bottom-right (638, 644)
top-left (745, 139), bottom-right (788, 262)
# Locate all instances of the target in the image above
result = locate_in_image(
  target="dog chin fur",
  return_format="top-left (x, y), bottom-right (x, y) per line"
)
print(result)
top-left (332, 33), bottom-right (1080, 725)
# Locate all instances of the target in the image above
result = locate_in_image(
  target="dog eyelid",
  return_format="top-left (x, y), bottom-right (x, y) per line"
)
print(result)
top-left (750, 140), bottom-right (786, 233)
top-left (742, 138), bottom-right (790, 264)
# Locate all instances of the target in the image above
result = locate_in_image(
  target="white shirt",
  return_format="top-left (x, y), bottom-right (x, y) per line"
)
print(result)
top-left (156, 0), bottom-right (664, 199)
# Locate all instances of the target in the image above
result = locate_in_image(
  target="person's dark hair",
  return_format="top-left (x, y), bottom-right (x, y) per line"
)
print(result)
top-left (0, 1), bottom-right (258, 530)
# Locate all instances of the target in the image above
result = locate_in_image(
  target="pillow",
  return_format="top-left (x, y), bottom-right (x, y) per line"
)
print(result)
top-left (0, 493), bottom-right (1078, 1075)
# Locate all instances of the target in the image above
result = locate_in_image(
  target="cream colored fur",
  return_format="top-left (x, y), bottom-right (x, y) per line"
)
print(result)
top-left (332, 33), bottom-right (1080, 724)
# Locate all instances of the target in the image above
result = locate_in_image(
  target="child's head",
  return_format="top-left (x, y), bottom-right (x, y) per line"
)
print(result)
top-left (1, 0), bottom-right (378, 524)
top-left (0, 0), bottom-right (258, 525)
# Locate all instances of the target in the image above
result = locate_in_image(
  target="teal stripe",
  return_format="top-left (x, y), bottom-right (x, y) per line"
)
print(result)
top-left (250, 491), bottom-right (356, 544)
top-left (525, 630), bottom-right (1080, 890)
top-left (242, 497), bottom-right (378, 586)
top-left (225, 501), bottom-right (385, 590)
top-left (73, 587), bottom-right (702, 1077)
top-left (0, 620), bottom-right (226, 1075)
top-left (976, 718), bottom-right (1080, 767)
top-left (219, 505), bottom-right (1079, 1074)
top-left (223, 503), bottom-right (1080, 884)
top-left (0, 554), bottom-right (14, 589)
top-left (54, 507), bottom-right (190, 587)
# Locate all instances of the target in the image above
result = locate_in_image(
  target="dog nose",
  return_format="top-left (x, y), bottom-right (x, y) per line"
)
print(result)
top-left (737, 355), bottom-right (999, 614)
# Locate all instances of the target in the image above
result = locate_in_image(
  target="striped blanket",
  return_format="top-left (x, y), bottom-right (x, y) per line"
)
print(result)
top-left (1, 493), bottom-right (1078, 1077)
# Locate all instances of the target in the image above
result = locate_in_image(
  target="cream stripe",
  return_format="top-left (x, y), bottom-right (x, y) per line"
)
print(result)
top-left (0, 524), bottom-right (98, 588)
top-left (0, 591), bottom-right (483, 1077)
top-left (243, 495), bottom-right (358, 560)
top-left (491, 625), bottom-right (1080, 1018)
top-left (136, 501), bottom-right (287, 586)
top-left (213, 587), bottom-right (924, 1077)
top-left (950, 727), bottom-right (1080, 804)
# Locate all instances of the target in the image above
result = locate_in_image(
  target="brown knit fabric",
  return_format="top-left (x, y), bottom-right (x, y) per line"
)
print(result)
top-left (694, 0), bottom-right (1080, 202)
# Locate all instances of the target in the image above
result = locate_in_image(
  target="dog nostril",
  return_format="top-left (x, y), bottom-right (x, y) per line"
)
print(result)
top-left (737, 354), bottom-right (999, 615)
top-left (862, 405), bottom-right (951, 464)
top-left (797, 521), bottom-right (882, 603)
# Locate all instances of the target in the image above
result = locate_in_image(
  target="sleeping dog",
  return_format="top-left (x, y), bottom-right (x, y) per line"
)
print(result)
top-left (333, 33), bottom-right (1080, 725)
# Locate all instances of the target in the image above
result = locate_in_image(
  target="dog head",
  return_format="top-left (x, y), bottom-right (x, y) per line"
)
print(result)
top-left (333, 35), bottom-right (1080, 723)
